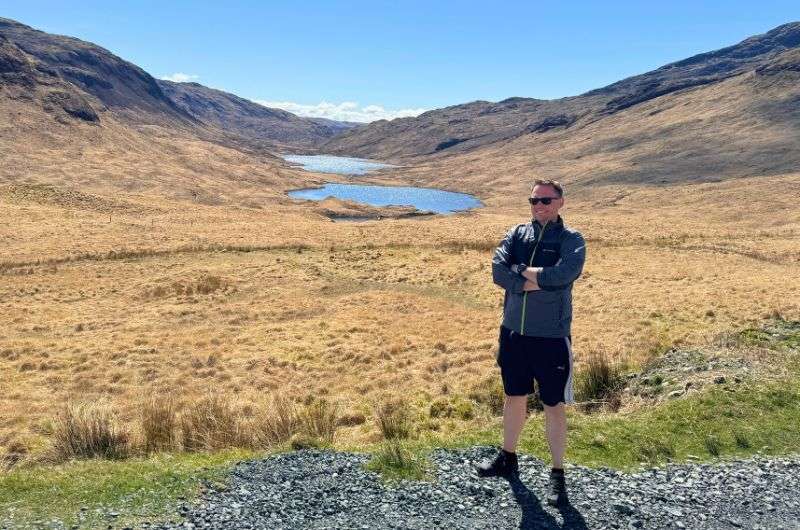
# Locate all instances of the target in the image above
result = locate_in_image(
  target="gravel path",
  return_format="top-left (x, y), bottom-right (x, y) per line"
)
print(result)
top-left (150, 447), bottom-right (800, 529)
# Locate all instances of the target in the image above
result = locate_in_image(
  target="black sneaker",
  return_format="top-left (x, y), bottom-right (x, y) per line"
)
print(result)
top-left (546, 468), bottom-right (568, 506)
top-left (476, 449), bottom-right (519, 478)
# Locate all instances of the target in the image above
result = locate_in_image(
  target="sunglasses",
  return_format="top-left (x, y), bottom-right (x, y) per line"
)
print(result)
top-left (528, 197), bottom-right (560, 205)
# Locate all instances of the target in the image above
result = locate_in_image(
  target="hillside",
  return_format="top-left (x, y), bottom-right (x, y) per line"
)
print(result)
top-left (157, 80), bottom-right (360, 151)
top-left (0, 17), bottom-right (349, 156)
top-left (321, 22), bottom-right (800, 180)
top-left (377, 47), bottom-right (800, 199)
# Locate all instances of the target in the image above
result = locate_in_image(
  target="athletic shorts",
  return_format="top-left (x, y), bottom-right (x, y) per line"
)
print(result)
top-left (496, 325), bottom-right (575, 406)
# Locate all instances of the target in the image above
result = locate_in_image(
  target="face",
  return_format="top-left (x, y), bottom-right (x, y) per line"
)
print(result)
top-left (530, 184), bottom-right (564, 223)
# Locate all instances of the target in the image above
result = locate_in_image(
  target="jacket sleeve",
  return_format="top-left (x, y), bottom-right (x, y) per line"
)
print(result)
top-left (536, 231), bottom-right (586, 290)
top-left (492, 227), bottom-right (525, 294)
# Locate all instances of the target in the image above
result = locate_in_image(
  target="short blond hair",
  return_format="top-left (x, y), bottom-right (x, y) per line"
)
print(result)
top-left (531, 179), bottom-right (564, 197)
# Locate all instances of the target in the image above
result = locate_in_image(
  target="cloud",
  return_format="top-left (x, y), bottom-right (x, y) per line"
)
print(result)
top-left (255, 100), bottom-right (428, 123)
top-left (160, 72), bottom-right (200, 83)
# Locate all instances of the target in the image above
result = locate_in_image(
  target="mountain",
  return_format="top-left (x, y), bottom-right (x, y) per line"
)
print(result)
top-left (156, 80), bottom-right (360, 150)
top-left (0, 17), bottom-right (351, 151)
top-left (321, 22), bottom-right (800, 163)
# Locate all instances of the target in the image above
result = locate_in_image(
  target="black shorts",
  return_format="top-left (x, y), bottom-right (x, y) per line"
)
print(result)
top-left (496, 325), bottom-right (574, 406)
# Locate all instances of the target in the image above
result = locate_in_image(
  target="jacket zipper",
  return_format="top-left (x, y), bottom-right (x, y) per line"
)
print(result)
top-left (520, 220), bottom-right (548, 335)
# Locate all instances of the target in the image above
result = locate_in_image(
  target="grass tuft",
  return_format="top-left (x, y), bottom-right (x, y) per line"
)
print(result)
top-left (467, 376), bottom-right (505, 416)
top-left (704, 434), bottom-right (722, 456)
top-left (51, 403), bottom-right (130, 461)
top-left (365, 440), bottom-right (428, 481)
top-left (575, 351), bottom-right (624, 409)
top-left (141, 396), bottom-right (178, 453)
top-left (636, 436), bottom-right (676, 463)
top-left (374, 399), bottom-right (413, 440)
top-left (179, 394), bottom-right (240, 451)
top-left (250, 395), bottom-right (300, 448)
top-left (732, 430), bottom-right (751, 449)
top-left (300, 398), bottom-right (339, 444)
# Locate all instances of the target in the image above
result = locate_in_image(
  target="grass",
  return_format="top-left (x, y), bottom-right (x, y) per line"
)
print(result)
top-left (1, 155), bottom-right (799, 523)
top-left (574, 350), bottom-right (625, 409)
top-left (374, 399), bottom-right (414, 440)
top-left (434, 380), bottom-right (800, 470)
top-left (365, 440), bottom-right (429, 482)
top-left (4, 324), bottom-right (799, 524)
top-left (0, 449), bottom-right (256, 528)
top-left (51, 402), bottom-right (130, 461)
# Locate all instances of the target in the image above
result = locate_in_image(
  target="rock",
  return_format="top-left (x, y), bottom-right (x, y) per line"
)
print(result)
top-left (714, 375), bottom-right (727, 384)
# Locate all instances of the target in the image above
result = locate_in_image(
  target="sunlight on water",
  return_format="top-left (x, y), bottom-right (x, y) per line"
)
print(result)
top-left (282, 154), bottom-right (395, 175)
top-left (288, 183), bottom-right (482, 214)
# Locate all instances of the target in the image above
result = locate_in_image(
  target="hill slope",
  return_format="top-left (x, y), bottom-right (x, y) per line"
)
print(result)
top-left (321, 22), bottom-right (800, 165)
top-left (0, 17), bottom-right (350, 153)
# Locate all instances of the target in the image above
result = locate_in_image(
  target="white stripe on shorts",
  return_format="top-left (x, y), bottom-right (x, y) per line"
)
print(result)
top-left (563, 337), bottom-right (575, 405)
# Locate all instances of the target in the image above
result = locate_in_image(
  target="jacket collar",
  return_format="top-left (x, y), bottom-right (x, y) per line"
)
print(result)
top-left (531, 215), bottom-right (564, 231)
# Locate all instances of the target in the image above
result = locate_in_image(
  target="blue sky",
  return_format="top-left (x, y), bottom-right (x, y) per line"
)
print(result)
top-left (3, 1), bottom-right (799, 121)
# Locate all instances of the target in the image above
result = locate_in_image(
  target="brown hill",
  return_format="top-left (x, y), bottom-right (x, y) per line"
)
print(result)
top-left (157, 80), bottom-right (360, 151)
top-left (380, 45), bottom-right (800, 199)
top-left (0, 17), bottom-right (350, 153)
top-left (321, 22), bottom-right (800, 170)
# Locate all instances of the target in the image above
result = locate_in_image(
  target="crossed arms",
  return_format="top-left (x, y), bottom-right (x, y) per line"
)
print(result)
top-left (491, 226), bottom-right (586, 293)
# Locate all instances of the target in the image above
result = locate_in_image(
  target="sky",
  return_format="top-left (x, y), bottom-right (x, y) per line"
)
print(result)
top-left (3, 1), bottom-right (799, 122)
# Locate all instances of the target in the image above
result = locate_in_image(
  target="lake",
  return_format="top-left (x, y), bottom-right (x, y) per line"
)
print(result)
top-left (283, 154), bottom-right (482, 214)
top-left (282, 154), bottom-right (395, 175)
top-left (288, 183), bottom-right (483, 214)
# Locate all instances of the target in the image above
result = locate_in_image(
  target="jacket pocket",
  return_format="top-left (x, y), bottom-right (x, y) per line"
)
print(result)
top-left (525, 290), bottom-right (561, 327)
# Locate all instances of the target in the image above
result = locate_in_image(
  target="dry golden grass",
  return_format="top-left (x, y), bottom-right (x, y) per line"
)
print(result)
top-left (1, 90), bottom-right (800, 458)
top-left (51, 402), bottom-right (130, 461)
top-left (2, 174), bottom-right (798, 457)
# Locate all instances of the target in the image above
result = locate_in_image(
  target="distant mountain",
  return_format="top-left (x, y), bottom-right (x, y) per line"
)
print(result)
top-left (321, 22), bottom-right (800, 161)
top-left (0, 17), bottom-right (352, 151)
top-left (156, 80), bottom-right (361, 150)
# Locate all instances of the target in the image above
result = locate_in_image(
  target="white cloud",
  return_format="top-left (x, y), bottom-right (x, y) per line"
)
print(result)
top-left (255, 100), bottom-right (428, 123)
top-left (160, 72), bottom-right (200, 83)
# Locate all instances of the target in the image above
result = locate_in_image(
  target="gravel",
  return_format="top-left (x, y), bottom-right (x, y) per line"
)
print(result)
top-left (143, 447), bottom-right (800, 529)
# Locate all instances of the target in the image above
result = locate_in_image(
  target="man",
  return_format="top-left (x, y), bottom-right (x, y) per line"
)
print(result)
top-left (476, 179), bottom-right (586, 507)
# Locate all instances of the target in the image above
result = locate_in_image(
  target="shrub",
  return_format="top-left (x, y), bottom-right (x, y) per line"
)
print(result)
top-left (374, 399), bottom-right (413, 440)
top-left (141, 396), bottom-right (178, 453)
top-left (51, 402), bottom-right (129, 461)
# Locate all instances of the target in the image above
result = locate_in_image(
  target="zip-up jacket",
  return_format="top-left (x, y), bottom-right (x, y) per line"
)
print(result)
top-left (492, 216), bottom-right (586, 337)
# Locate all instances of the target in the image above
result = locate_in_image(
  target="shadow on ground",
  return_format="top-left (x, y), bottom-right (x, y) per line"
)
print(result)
top-left (508, 476), bottom-right (589, 530)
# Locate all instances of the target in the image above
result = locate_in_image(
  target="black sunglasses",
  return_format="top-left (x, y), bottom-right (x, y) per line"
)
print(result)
top-left (529, 197), bottom-right (560, 205)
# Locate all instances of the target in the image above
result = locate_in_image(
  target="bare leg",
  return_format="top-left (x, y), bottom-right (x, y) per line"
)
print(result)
top-left (502, 395), bottom-right (528, 452)
top-left (544, 403), bottom-right (567, 468)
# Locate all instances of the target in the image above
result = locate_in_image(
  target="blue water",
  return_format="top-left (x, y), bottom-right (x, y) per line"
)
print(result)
top-left (283, 154), bottom-right (395, 175)
top-left (288, 183), bottom-right (483, 214)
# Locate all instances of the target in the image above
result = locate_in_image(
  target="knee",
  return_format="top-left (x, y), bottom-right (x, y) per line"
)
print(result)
top-left (504, 394), bottom-right (528, 407)
top-left (543, 403), bottom-right (566, 416)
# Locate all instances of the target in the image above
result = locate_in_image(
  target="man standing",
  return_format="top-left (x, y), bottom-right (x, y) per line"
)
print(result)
top-left (476, 179), bottom-right (586, 507)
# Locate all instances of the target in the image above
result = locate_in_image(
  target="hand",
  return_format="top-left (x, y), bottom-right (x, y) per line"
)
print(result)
top-left (521, 266), bottom-right (542, 282)
top-left (523, 280), bottom-right (540, 291)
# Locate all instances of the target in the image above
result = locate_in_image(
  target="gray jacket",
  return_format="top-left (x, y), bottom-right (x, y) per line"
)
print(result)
top-left (492, 216), bottom-right (586, 337)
